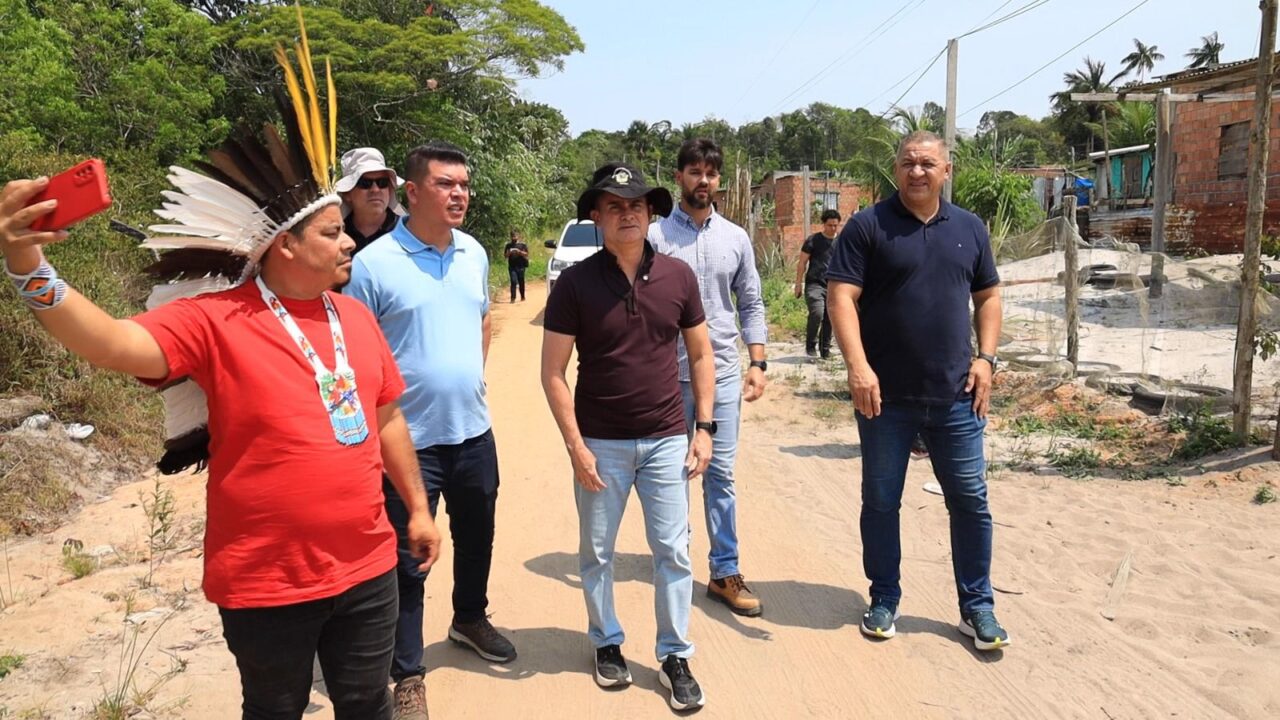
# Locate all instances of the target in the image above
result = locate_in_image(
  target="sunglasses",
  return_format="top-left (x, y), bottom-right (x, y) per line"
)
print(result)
top-left (355, 176), bottom-right (392, 190)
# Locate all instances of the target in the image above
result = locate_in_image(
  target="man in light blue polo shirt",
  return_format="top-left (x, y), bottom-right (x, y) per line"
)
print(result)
top-left (345, 141), bottom-right (515, 719)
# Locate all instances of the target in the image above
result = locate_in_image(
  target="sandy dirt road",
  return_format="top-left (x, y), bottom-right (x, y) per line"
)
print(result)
top-left (1, 279), bottom-right (1278, 718)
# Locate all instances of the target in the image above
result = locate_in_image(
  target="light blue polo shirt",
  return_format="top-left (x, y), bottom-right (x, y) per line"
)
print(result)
top-left (344, 218), bottom-right (491, 448)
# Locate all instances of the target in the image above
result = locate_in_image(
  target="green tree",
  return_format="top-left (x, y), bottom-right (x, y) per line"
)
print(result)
top-left (1115, 38), bottom-right (1165, 83)
top-left (1051, 57), bottom-right (1115, 158)
top-left (1087, 101), bottom-right (1155, 149)
top-left (1186, 31), bottom-right (1225, 69)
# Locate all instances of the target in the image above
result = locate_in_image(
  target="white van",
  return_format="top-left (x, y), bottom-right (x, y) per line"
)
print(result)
top-left (544, 220), bottom-right (603, 294)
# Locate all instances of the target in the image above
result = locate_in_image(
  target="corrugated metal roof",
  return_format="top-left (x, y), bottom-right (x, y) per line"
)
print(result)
top-left (1123, 54), bottom-right (1274, 91)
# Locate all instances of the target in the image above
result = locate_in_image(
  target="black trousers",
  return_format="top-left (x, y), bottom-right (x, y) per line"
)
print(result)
top-left (508, 267), bottom-right (526, 301)
top-left (805, 281), bottom-right (832, 352)
top-left (385, 428), bottom-right (500, 681)
top-left (219, 569), bottom-right (397, 720)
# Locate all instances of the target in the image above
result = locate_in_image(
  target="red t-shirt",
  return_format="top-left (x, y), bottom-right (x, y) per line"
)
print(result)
top-left (132, 282), bottom-right (405, 609)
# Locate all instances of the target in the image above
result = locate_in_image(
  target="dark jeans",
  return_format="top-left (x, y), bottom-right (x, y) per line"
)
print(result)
top-left (219, 569), bottom-right (397, 720)
top-left (508, 267), bottom-right (526, 301)
top-left (856, 399), bottom-right (994, 616)
top-left (804, 281), bottom-right (832, 352)
top-left (385, 428), bottom-right (500, 681)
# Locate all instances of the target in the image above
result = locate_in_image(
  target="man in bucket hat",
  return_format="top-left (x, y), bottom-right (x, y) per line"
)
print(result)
top-left (336, 147), bottom-right (404, 255)
top-left (541, 162), bottom-right (715, 711)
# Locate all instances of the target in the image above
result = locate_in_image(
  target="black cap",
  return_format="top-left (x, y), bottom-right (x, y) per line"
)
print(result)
top-left (576, 163), bottom-right (674, 222)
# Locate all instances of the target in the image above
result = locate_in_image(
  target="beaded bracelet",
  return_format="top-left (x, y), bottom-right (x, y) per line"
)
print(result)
top-left (6, 259), bottom-right (69, 311)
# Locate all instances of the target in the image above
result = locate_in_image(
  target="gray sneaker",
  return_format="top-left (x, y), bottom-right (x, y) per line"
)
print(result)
top-left (860, 599), bottom-right (901, 639)
top-left (392, 675), bottom-right (428, 720)
top-left (959, 610), bottom-right (1011, 651)
top-left (448, 617), bottom-right (517, 663)
top-left (659, 656), bottom-right (705, 710)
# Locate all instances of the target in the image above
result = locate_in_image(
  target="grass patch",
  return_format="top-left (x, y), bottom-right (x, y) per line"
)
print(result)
top-left (0, 136), bottom-right (161, 473)
top-left (0, 436), bottom-right (78, 536)
top-left (1168, 408), bottom-right (1237, 461)
top-left (0, 653), bottom-right (23, 679)
top-left (1009, 410), bottom-right (1136, 442)
top-left (1255, 485), bottom-right (1277, 505)
top-left (760, 269), bottom-right (806, 341)
top-left (61, 542), bottom-right (96, 580)
top-left (1048, 445), bottom-right (1102, 479)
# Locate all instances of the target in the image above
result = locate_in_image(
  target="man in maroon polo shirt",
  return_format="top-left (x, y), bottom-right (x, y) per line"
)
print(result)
top-left (540, 163), bottom-right (715, 711)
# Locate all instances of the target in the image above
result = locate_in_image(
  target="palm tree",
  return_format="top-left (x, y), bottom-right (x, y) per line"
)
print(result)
top-left (1114, 39), bottom-right (1165, 83)
top-left (1052, 57), bottom-right (1117, 206)
top-left (1086, 101), bottom-right (1156, 149)
top-left (1186, 32), bottom-right (1225, 69)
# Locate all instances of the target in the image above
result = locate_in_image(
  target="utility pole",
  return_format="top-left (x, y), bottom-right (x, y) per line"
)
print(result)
top-left (1236, 0), bottom-right (1278, 441)
top-left (1149, 89), bottom-right (1174, 299)
top-left (944, 38), bottom-right (958, 202)
top-left (801, 164), bottom-right (812, 244)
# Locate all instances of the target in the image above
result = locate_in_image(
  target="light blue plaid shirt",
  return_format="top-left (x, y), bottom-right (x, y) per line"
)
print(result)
top-left (650, 206), bottom-right (767, 381)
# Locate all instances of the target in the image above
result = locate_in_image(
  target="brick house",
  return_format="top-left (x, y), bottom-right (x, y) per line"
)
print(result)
top-left (715, 172), bottom-right (871, 259)
top-left (1128, 54), bottom-right (1280, 253)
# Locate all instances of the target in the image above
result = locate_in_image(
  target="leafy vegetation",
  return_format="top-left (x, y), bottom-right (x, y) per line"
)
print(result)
top-left (1048, 446), bottom-right (1103, 479)
top-left (1168, 407), bottom-right (1238, 461)
top-left (0, 653), bottom-right (23, 680)
top-left (1255, 485), bottom-right (1277, 505)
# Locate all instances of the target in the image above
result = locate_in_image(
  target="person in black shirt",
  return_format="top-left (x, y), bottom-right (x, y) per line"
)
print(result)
top-left (503, 230), bottom-right (529, 302)
top-left (335, 147), bottom-right (403, 255)
top-left (794, 209), bottom-right (841, 358)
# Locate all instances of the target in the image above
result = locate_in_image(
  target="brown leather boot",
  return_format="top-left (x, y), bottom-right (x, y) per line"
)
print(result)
top-left (707, 574), bottom-right (763, 616)
top-left (393, 675), bottom-right (428, 720)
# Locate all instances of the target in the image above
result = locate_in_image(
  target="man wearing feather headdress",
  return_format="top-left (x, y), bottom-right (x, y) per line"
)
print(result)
top-left (0, 7), bottom-right (441, 719)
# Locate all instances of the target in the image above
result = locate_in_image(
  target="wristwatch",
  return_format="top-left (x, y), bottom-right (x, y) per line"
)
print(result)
top-left (749, 360), bottom-right (768, 372)
top-left (977, 352), bottom-right (999, 371)
top-left (694, 420), bottom-right (718, 435)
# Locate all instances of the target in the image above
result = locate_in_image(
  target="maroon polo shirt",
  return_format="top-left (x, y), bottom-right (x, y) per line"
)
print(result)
top-left (544, 241), bottom-right (705, 440)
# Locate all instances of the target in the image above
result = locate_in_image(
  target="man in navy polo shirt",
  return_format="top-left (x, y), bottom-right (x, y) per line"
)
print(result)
top-left (345, 141), bottom-right (515, 719)
top-left (827, 131), bottom-right (1010, 652)
top-left (542, 163), bottom-right (716, 711)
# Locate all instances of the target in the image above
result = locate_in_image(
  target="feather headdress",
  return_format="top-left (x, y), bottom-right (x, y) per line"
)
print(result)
top-left (143, 3), bottom-right (342, 474)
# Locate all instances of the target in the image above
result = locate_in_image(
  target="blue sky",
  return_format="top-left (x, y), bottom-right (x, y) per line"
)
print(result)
top-left (517, 0), bottom-right (1267, 135)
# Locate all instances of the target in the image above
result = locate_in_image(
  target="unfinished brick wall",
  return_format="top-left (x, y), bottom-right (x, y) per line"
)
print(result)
top-left (1169, 73), bottom-right (1280, 253)
top-left (773, 176), bottom-right (871, 258)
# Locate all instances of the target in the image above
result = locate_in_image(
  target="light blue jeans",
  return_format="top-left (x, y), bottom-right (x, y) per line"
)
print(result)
top-left (680, 373), bottom-right (742, 580)
top-left (576, 434), bottom-right (694, 662)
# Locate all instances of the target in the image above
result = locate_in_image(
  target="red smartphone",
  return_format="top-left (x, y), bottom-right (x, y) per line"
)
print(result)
top-left (28, 158), bottom-right (113, 231)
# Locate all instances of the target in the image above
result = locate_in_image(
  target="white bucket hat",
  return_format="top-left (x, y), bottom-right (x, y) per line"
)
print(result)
top-left (335, 147), bottom-right (404, 215)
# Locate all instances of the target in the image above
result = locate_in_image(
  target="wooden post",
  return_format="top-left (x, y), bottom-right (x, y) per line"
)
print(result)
top-left (801, 165), bottom-right (811, 239)
top-left (1150, 90), bottom-right (1173, 299)
top-left (944, 38), bottom-right (958, 202)
top-left (1063, 194), bottom-right (1080, 376)
top-left (1101, 108), bottom-right (1112, 212)
top-left (1237, 0), bottom-right (1278, 440)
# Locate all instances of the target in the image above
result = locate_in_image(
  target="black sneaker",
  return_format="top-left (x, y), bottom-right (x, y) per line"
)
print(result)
top-left (593, 644), bottom-right (632, 688)
top-left (805, 347), bottom-right (819, 358)
top-left (860, 599), bottom-right (901, 639)
top-left (448, 617), bottom-right (517, 663)
top-left (659, 656), bottom-right (705, 711)
top-left (959, 610), bottom-right (1011, 651)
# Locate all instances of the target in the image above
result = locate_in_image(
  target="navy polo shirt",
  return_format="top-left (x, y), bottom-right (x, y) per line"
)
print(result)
top-left (826, 193), bottom-right (999, 404)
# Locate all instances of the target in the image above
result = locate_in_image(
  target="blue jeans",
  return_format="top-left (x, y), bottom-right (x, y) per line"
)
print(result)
top-left (856, 399), bottom-right (995, 616)
top-left (576, 434), bottom-right (694, 662)
top-left (384, 429), bottom-right (499, 681)
top-left (680, 374), bottom-right (742, 580)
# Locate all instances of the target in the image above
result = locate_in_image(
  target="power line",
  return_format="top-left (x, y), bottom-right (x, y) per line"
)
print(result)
top-left (959, 0), bottom-right (1151, 118)
top-left (864, 53), bottom-right (947, 109)
top-left (958, 0), bottom-right (1050, 39)
top-left (859, 0), bottom-right (1047, 113)
top-left (767, 0), bottom-right (928, 114)
top-left (965, 0), bottom-right (1016, 34)
top-left (729, 0), bottom-right (822, 119)
top-left (878, 46), bottom-right (948, 120)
